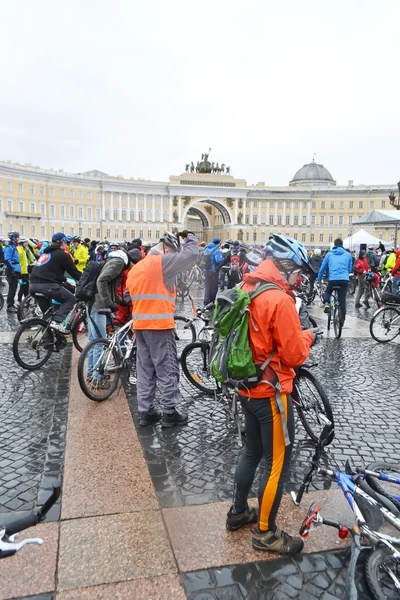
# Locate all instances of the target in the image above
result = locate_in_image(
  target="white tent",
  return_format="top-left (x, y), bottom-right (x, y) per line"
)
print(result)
top-left (342, 228), bottom-right (390, 251)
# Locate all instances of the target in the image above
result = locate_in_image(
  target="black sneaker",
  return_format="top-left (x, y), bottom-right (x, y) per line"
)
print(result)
top-left (252, 525), bottom-right (304, 555)
top-left (355, 303), bottom-right (362, 308)
top-left (226, 506), bottom-right (258, 531)
top-left (161, 407), bottom-right (188, 428)
top-left (7, 306), bottom-right (18, 313)
top-left (139, 408), bottom-right (162, 427)
top-left (323, 304), bottom-right (330, 314)
top-left (363, 301), bottom-right (371, 308)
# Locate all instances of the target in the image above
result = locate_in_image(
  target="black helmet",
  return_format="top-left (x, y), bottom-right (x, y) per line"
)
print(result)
top-left (8, 231), bottom-right (20, 241)
top-left (73, 235), bottom-right (81, 242)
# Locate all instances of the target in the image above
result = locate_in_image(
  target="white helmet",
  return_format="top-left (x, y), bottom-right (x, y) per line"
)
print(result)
top-left (314, 248), bottom-right (322, 256)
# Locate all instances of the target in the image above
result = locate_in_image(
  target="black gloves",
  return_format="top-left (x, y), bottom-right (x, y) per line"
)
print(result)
top-left (74, 259), bottom-right (79, 265)
top-left (109, 302), bottom-right (118, 313)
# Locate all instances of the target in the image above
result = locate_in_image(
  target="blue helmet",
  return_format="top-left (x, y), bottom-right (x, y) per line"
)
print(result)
top-left (266, 234), bottom-right (309, 269)
top-left (65, 235), bottom-right (73, 243)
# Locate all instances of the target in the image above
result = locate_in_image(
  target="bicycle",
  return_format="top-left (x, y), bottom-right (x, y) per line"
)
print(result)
top-left (369, 293), bottom-right (400, 343)
top-left (0, 481), bottom-right (61, 558)
top-left (13, 294), bottom-right (70, 370)
top-left (181, 339), bottom-right (334, 446)
top-left (327, 286), bottom-right (343, 339)
top-left (292, 436), bottom-right (400, 599)
top-left (77, 310), bottom-right (137, 401)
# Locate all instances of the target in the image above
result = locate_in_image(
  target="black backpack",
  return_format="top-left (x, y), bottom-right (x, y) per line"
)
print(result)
top-left (75, 261), bottom-right (105, 301)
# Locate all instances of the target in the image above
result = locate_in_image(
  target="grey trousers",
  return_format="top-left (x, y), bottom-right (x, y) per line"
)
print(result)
top-left (355, 278), bottom-right (371, 305)
top-left (136, 329), bottom-right (180, 414)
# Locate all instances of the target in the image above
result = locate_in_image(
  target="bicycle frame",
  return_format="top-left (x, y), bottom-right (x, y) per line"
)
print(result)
top-left (91, 319), bottom-right (135, 375)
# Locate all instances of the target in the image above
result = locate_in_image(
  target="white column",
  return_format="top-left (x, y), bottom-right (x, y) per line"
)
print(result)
top-left (152, 194), bottom-right (155, 222)
top-left (143, 195), bottom-right (147, 222)
top-left (169, 195), bottom-right (173, 223)
top-left (127, 193), bottom-right (131, 221)
top-left (102, 191), bottom-right (106, 220)
top-left (250, 200), bottom-right (254, 225)
top-left (291, 201), bottom-right (294, 226)
top-left (234, 198), bottom-right (238, 225)
top-left (266, 200), bottom-right (270, 226)
top-left (307, 200), bottom-right (311, 225)
top-left (178, 195), bottom-right (182, 223)
top-left (282, 201), bottom-right (286, 227)
top-left (118, 193), bottom-right (122, 220)
top-left (299, 201), bottom-right (303, 226)
top-left (110, 193), bottom-right (114, 219)
top-left (274, 201), bottom-right (278, 225)
top-left (135, 194), bottom-right (139, 222)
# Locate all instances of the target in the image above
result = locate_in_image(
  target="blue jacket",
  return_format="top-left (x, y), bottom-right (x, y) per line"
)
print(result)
top-left (204, 242), bottom-right (223, 271)
top-left (4, 243), bottom-right (21, 274)
top-left (317, 246), bottom-right (353, 282)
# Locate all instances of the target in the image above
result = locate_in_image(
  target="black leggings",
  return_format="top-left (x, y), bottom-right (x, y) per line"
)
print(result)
top-left (17, 274), bottom-right (29, 302)
top-left (232, 395), bottom-right (295, 531)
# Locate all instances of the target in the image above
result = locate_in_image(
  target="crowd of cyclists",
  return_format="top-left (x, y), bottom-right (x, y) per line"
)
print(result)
top-left (3, 229), bottom-right (400, 558)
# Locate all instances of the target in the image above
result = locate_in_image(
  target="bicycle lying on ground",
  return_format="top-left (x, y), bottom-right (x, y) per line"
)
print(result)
top-left (292, 431), bottom-right (400, 599)
top-left (0, 481), bottom-right (60, 558)
top-left (369, 292), bottom-right (400, 343)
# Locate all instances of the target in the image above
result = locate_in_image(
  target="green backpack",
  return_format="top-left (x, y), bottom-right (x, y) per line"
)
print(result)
top-left (210, 282), bottom-right (281, 389)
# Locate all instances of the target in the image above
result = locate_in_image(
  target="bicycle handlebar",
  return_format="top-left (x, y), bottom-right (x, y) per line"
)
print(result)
top-left (0, 480), bottom-right (61, 558)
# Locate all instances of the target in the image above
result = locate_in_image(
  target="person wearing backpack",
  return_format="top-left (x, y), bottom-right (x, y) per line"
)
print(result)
top-left (30, 233), bottom-right (82, 334)
top-left (226, 234), bottom-right (315, 556)
top-left (85, 248), bottom-right (131, 389)
top-left (202, 238), bottom-right (223, 305)
top-left (126, 231), bottom-right (199, 427)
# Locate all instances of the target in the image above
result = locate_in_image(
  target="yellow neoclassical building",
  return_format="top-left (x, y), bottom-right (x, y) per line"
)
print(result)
top-left (0, 156), bottom-right (397, 248)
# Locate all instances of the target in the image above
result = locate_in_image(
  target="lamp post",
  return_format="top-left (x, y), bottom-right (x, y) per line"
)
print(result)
top-left (388, 182), bottom-right (400, 246)
top-left (348, 223), bottom-right (354, 252)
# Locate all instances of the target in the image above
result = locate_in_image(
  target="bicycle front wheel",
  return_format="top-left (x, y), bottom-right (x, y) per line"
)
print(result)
top-left (71, 315), bottom-right (89, 352)
top-left (17, 295), bottom-right (42, 322)
top-left (365, 545), bottom-right (400, 600)
top-left (13, 318), bottom-right (54, 370)
top-left (181, 341), bottom-right (219, 395)
top-left (365, 462), bottom-right (400, 512)
top-left (370, 306), bottom-right (400, 343)
top-left (292, 367), bottom-right (335, 445)
top-left (78, 338), bottom-right (120, 401)
top-left (333, 304), bottom-right (343, 339)
top-left (174, 315), bottom-right (196, 360)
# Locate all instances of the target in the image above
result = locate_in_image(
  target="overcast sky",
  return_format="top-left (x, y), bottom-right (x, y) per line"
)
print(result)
top-left (1, 0), bottom-right (399, 187)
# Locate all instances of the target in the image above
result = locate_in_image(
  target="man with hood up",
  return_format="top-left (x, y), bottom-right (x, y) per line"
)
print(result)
top-left (202, 237), bottom-right (223, 305)
top-left (317, 238), bottom-right (353, 320)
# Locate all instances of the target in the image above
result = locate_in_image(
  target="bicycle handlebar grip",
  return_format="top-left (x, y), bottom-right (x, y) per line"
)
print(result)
top-left (5, 513), bottom-right (39, 536)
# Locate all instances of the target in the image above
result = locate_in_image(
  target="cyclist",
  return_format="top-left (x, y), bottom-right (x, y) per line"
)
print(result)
top-left (72, 236), bottom-right (89, 272)
top-left (29, 233), bottom-right (82, 334)
top-left (202, 237), bottom-right (223, 305)
top-left (308, 248), bottom-right (322, 293)
top-left (354, 250), bottom-right (372, 308)
top-left (390, 249), bottom-right (400, 295)
top-left (4, 231), bottom-right (21, 312)
top-left (126, 231), bottom-right (199, 428)
top-left (227, 234), bottom-right (316, 555)
top-left (317, 238), bottom-right (353, 320)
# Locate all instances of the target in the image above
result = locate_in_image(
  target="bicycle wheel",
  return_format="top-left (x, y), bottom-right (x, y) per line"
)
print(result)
top-left (17, 295), bottom-right (42, 322)
top-left (365, 462), bottom-right (400, 512)
top-left (0, 293), bottom-right (4, 311)
top-left (327, 305), bottom-right (331, 332)
top-left (13, 318), bottom-right (54, 370)
top-left (372, 287), bottom-right (382, 309)
top-left (370, 306), bottom-right (400, 343)
top-left (333, 303), bottom-right (343, 339)
top-left (78, 338), bottom-right (120, 401)
top-left (174, 315), bottom-right (196, 359)
top-left (348, 277), bottom-right (357, 296)
top-left (181, 341), bottom-right (219, 395)
top-left (71, 315), bottom-right (89, 352)
top-left (365, 545), bottom-right (400, 600)
top-left (292, 367), bottom-right (335, 445)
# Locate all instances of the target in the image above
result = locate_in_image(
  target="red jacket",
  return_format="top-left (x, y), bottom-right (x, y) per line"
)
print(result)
top-left (354, 257), bottom-right (370, 278)
top-left (114, 269), bottom-right (131, 326)
top-left (239, 260), bottom-right (314, 398)
top-left (391, 256), bottom-right (400, 277)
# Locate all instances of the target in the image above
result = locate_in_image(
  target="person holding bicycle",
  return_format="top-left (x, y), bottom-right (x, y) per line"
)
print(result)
top-left (317, 238), bottom-right (353, 320)
top-left (354, 249), bottom-right (372, 308)
top-left (227, 234), bottom-right (316, 555)
top-left (127, 231), bottom-right (199, 428)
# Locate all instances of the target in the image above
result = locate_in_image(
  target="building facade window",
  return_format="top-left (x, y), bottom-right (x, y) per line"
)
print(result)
top-left (310, 233), bottom-right (314, 242)
top-left (40, 186), bottom-right (45, 196)
top-left (60, 189), bottom-right (65, 198)
top-left (340, 201), bottom-right (344, 209)
top-left (88, 228), bottom-right (92, 238)
top-left (69, 205), bottom-right (74, 218)
top-left (19, 183), bottom-right (23, 193)
top-left (19, 201), bottom-right (24, 213)
top-left (155, 209), bottom-right (160, 221)
top-left (320, 215), bottom-right (325, 225)
top-left (329, 215), bottom-right (334, 225)
top-left (381, 200), bottom-right (386, 208)
top-left (96, 208), bottom-right (100, 221)
top-left (105, 208), bottom-right (110, 220)
top-left (78, 206), bottom-right (83, 218)
top-left (7, 182), bottom-right (12, 192)
top-left (122, 229), bottom-right (127, 239)
top-left (163, 210), bottom-right (168, 221)
top-left (113, 208), bottom-right (118, 220)
top-left (285, 214), bottom-right (290, 225)
top-left (30, 185), bottom-right (34, 194)
top-left (96, 228), bottom-right (101, 238)
top-left (319, 233), bottom-right (324, 242)
top-left (87, 207), bottom-right (92, 220)
top-left (87, 191), bottom-right (92, 200)
top-left (269, 214), bottom-right (274, 225)
top-left (245, 214), bottom-right (249, 224)
top-left (339, 215), bottom-right (343, 225)
top-left (147, 209), bottom-right (152, 221)
top-left (130, 209), bottom-right (135, 221)
top-left (301, 233), bottom-right (306, 242)
top-left (121, 208), bottom-right (127, 221)
top-left (294, 214), bottom-right (299, 225)
top-left (60, 205), bottom-right (65, 218)
top-left (78, 191), bottom-right (83, 200)
top-left (106, 229), bottom-right (111, 238)
top-left (148, 230), bottom-right (152, 239)
top-left (7, 198), bottom-right (12, 211)
top-left (30, 201), bottom-right (35, 213)
top-left (96, 192), bottom-right (100, 201)
top-left (131, 229), bottom-right (135, 239)
top-left (50, 204), bottom-right (55, 217)
top-left (69, 190), bottom-right (74, 199)
top-left (40, 203), bottom-right (45, 216)
top-left (139, 210), bottom-right (143, 221)
top-left (330, 201), bottom-right (334, 209)
top-left (261, 212), bottom-right (266, 224)
top-left (348, 215), bottom-right (353, 224)
top-left (277, 215), bottom-right (282, 225)
top-left (156, 229), bottom-right (160, 239)
top-left (328, 233), bottom-right (333, 243)
top-left (115, 229), bottom-right (119, 238)
top-left (31, 225), bottom-right (36, 236)
top-left (312, 201), bottom-right (316, 208)
top-left (50, 187), bottom-right (54, 197)
top-left (293, 233), bottom-right (298, 240)
top-left (139, 229), bottom-right (144, 238)
top-left (311, 215), bottom-right (316, 226)
top-left (321, 201), bottom-right (325, 209)
top-left (358, 200), bottom-right (363, 208)
top-left (349, 200), bottom-right (353, 208)
top-left (41, 226), bottom-right (45, 237)
top-left (302, 215), bottom-right (307, 225)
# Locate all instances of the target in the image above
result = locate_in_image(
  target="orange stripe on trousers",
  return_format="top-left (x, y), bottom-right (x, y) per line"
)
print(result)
top-left (259, 394), bottom-right (289, 531)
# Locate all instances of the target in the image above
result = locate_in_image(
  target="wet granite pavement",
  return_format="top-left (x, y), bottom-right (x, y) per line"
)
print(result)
top-left (0, 308), bottom-right (72, 523)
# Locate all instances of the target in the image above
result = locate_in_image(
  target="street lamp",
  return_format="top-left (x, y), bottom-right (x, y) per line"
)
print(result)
top-left (388, 182), bottom-right (400, 246)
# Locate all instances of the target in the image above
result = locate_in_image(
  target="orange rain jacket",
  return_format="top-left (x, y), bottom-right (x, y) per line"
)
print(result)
top-left (127, 254), bottom-right (176, 330)
top-left (239, 260), bottom-right (314, 399)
